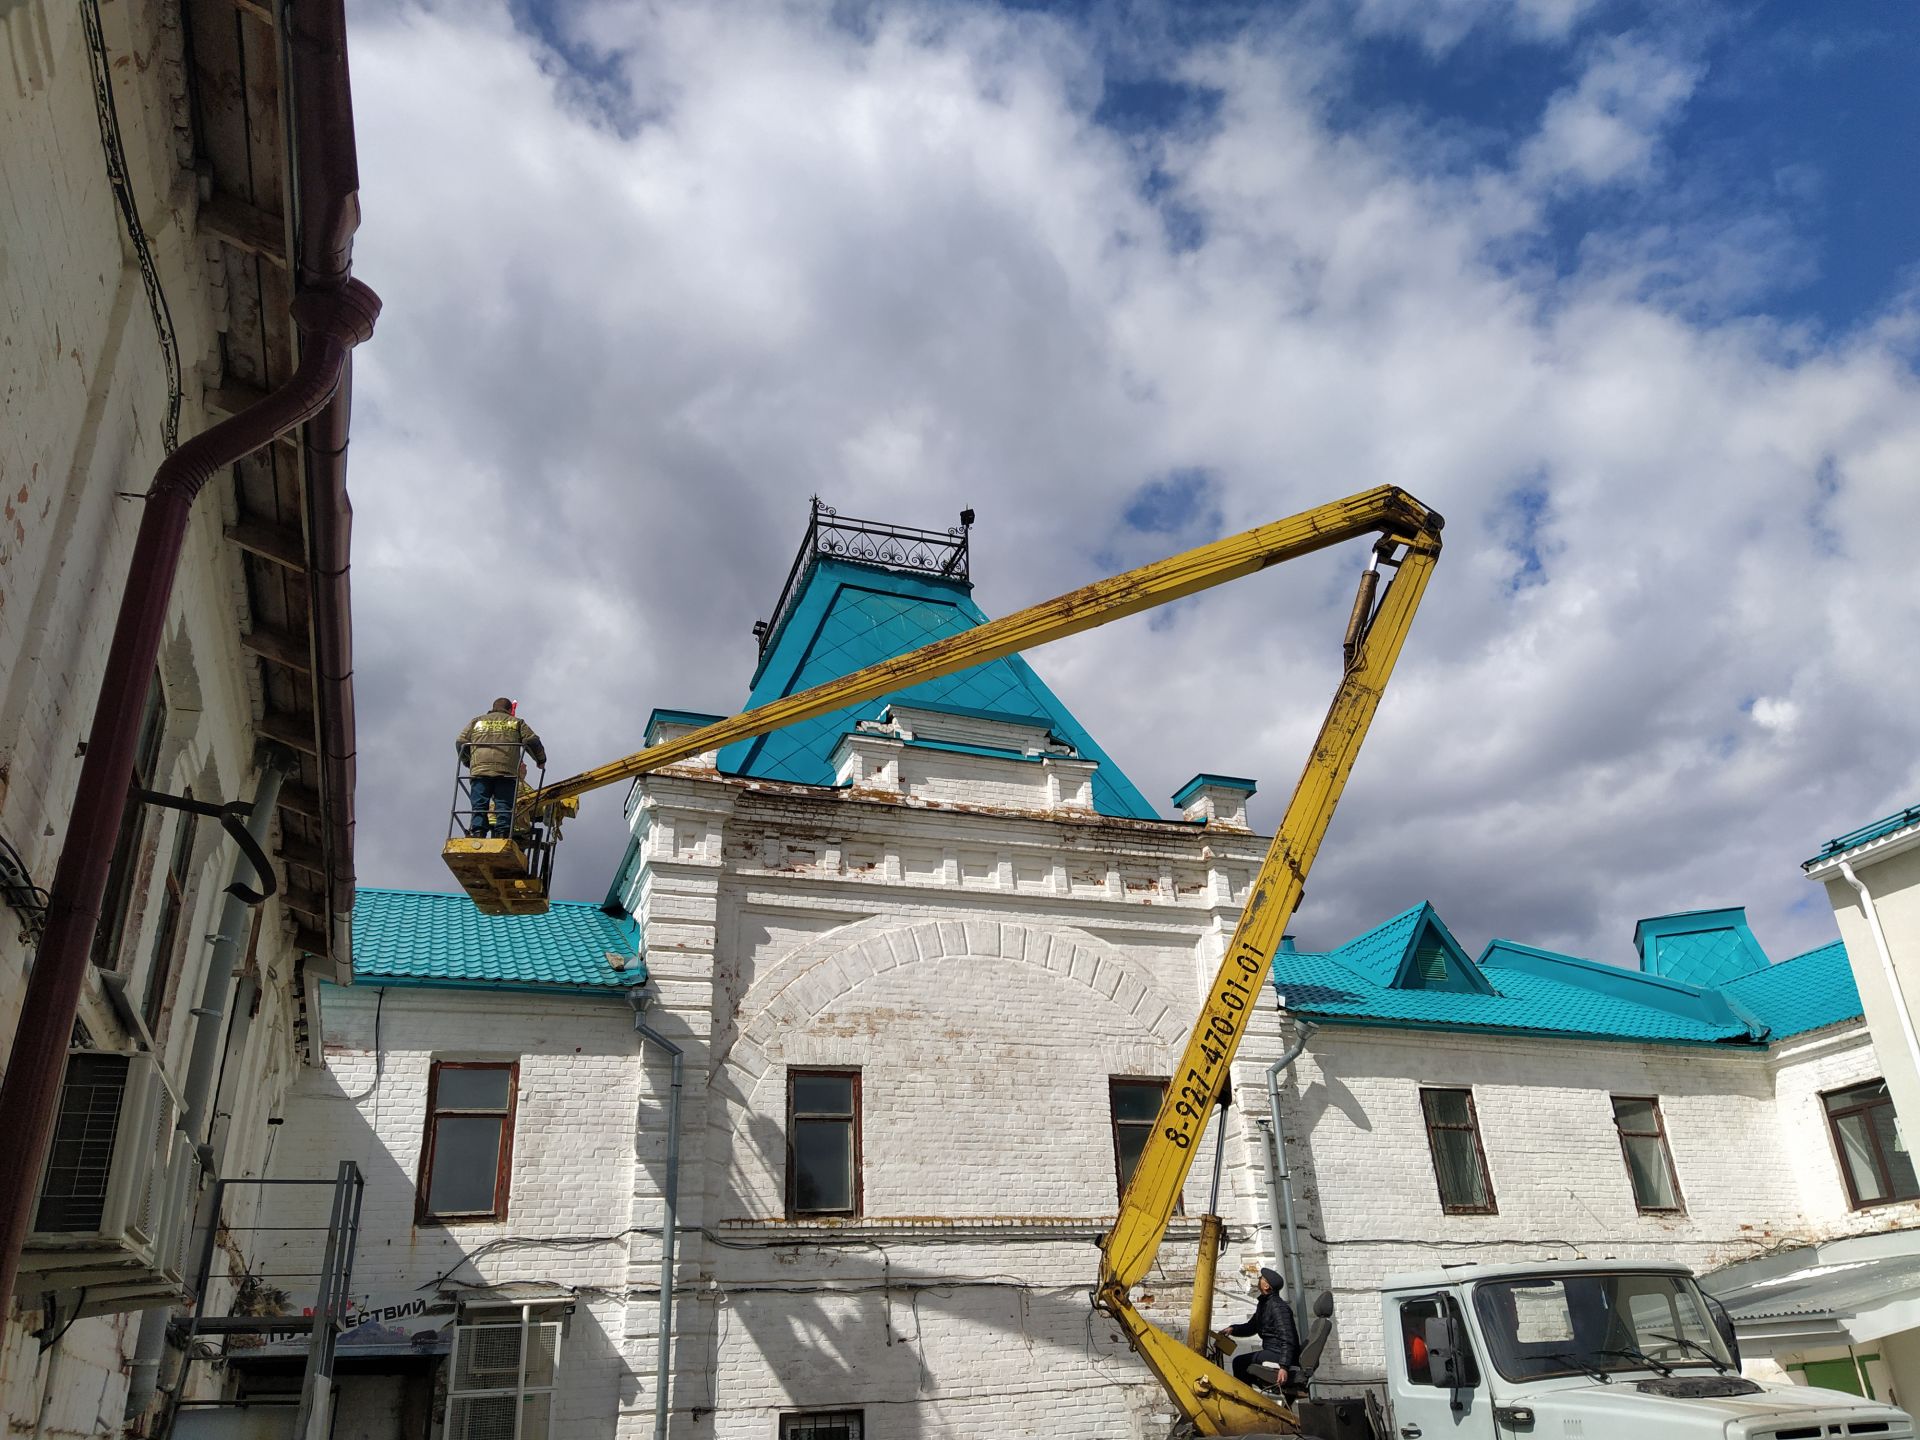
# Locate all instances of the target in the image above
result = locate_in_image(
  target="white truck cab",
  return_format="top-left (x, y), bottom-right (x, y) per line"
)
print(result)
top-left (1322, 1261), bottom-right (1912, 1440)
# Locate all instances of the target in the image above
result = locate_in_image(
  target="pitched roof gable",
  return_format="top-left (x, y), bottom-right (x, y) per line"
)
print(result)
top-left (715, 557), bottom-right (1157, 820)
top-left (1316, 902), bottom-right (1494, 995)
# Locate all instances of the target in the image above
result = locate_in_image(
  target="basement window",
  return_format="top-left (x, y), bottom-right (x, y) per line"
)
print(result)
top-left (780, 1412), bottom-right (863, 1440)
top-left (418, 1061), bottom-right (519, 1222)
top-left (787, 1070), bottom-right (860, 1219)
top-left (444, 1302), bottom-right (561, 1440)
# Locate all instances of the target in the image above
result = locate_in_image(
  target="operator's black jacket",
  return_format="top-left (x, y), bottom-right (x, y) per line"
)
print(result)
top-left (1228, 1269), bottom-right (1300, 1365)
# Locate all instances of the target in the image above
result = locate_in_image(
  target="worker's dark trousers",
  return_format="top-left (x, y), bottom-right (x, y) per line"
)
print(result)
top-left (1232, 1350), bottom-right (1289, 1387)
top-left (468, 775), bottom-right (516, 837)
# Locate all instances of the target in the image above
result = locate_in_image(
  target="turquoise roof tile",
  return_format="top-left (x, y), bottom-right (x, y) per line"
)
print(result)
top-left (1805, 802), bottom-right (1920, 868)
top-left (353, 888), bottom-right (641, 992)
top-left (1271, 905), bottom-right (1862, 1047)
top-left (716, 558), bottom-right (1157, 820)
top-left (1724, 940), bottom-right (1863, 1039)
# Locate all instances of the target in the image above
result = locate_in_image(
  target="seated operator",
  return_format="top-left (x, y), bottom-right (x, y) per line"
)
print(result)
top-left (456, 697), bottom-right (546, 839)
top-left (1223, 1268), bottom-right (1299, 1390)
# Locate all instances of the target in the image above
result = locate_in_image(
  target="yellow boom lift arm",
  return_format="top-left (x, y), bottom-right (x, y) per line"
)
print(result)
top-left (444, 485), bottom-right (1444, 1435)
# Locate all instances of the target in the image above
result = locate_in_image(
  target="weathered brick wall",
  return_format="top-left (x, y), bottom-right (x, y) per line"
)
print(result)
top-left (624, 769), bottom-right (1275, 1440)
top-left (0, 0), bottom-right (312, 1432)
top-left (275, 986), bottom-right (643, 1434)
top-left (1270, 1020), bottom-right (1875, 1382)
top-left (1769, 1021), bottom-right (1920, 1236)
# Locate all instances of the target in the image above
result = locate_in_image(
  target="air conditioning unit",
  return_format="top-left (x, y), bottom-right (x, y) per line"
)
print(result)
top-left (17, 1049), bottom-right (198, 1308)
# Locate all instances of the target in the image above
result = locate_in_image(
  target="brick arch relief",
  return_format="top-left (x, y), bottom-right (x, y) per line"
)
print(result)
top-left (713, 916), bottom-right (1194, 1220)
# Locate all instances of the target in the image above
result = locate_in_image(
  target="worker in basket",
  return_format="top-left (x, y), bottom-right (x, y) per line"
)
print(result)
top-left (1220, 1268), bottom-right (1299, 1391)
top-left (456, 697), bottom-right (546, 839)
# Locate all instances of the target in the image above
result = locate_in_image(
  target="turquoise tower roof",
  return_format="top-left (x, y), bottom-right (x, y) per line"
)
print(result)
top-left (352, 888), bottom-right (642, 992)
top-left (716, 557), bottom-right (1158, 820)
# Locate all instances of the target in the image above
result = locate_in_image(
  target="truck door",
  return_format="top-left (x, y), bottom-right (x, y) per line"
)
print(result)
top-left (1390, 1295), bottom-right (1493, 1440)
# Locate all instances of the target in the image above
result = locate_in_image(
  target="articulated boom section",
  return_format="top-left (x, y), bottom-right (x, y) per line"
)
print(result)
top-left (1094, 529), bottom-right (1439, 1435)
top-left (446, 485), bottom-right (1443, 1433)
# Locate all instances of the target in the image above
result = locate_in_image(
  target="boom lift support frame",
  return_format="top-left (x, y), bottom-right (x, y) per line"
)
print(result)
top-left (447, 484), bottom-right (1444, 1436)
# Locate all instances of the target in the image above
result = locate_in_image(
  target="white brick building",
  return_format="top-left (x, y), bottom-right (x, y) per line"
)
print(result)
top-left (1, 0), bottom-right (374, 1433)
top-left (270, 509), bottom-right (1912, 1440)
top-left (1264, 902), bottom-right (1916, 1405)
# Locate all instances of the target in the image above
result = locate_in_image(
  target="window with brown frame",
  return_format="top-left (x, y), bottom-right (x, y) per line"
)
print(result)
top-left (418, 1061), bottom-right (519, 1222)
top-left (141, 790), bottom-right (197, 1030)
top-left (1110, 1077), bottom-right (1179, 1209)
top-left (93, 674), bottom-right (167, 970)
top-left (787, 1069), bottom-right (860, 1219)
top-left (1420, 1087), bottom-right (1496, 1214)
top-left (1610, 1095), bottom-right (1684, 1214)
top-left (1824, 1079), bottom-right (1920, 1210)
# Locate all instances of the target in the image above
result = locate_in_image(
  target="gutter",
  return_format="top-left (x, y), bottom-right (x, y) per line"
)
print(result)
top-left (289, 0), bottom-right (367, 974)
top-left (0, 0), bottom-right (376, 1312)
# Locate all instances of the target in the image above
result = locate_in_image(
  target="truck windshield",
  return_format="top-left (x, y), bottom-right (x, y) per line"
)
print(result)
top-left (1472, 1272), bottom-right (1733, 1383)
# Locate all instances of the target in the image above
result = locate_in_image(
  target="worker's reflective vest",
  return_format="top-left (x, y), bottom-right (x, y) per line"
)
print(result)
top-left (458, 712), bottom-right (543, 778)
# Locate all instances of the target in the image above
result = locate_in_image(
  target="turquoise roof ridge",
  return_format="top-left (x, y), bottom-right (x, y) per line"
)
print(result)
top-left (352, 888), bottom-right (642, 992)
top-left (715, 557), bottom-right (1158, 820)
top-left (1271, 903), bottom-right (1861, 1047)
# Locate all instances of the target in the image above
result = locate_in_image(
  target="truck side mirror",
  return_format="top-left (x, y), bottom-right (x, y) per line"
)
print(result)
top-left (1423, 1316), bottom-right (1460, 1387)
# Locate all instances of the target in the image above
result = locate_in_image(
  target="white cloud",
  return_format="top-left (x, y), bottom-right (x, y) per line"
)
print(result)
top-left (340, 0), bottom-right (1920, 967)
top-left (1521, 36), bottom-right (1703, 189)
top-left (1349, 0), bottom-right (1599, 56)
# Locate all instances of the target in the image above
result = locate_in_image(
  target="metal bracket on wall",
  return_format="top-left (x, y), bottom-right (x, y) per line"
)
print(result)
top-left (135, 790), bottom-right (278, 905)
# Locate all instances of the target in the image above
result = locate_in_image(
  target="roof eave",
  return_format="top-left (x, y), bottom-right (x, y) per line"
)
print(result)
top-left (1805, 820), bottom-right (1920, 879)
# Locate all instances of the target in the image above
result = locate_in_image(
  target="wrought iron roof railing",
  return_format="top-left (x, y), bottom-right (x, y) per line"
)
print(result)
top-left (754, 498), bottom-right (974, 658)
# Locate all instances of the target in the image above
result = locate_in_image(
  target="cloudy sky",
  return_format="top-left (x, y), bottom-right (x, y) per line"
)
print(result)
top-left (341, 0), bottom-right (1920, 968)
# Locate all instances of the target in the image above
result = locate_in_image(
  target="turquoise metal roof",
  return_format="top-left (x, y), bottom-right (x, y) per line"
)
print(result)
top-left (1805, 803), bottom-right (1920, 868)
top-left (1724, 940), bottom-right (1863, 1039)
top-left (1271, 905), bottom-right (1862, 1047)
top-left (715, 558), bottom-right (1158, 820)
top-left (353, 888), bottom-right (641, 992)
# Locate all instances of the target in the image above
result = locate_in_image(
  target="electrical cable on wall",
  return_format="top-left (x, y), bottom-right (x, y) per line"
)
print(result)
top-left (80, 0), bottom-right (183, 454)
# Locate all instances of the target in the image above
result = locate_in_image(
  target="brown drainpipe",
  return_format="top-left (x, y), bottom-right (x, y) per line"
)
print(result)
top-left (0, 0), bottom-right (375, 1308)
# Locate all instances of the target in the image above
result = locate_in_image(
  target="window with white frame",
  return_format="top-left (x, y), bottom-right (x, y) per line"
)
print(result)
top-left (444, 1305), bottom-right (561, 1440)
